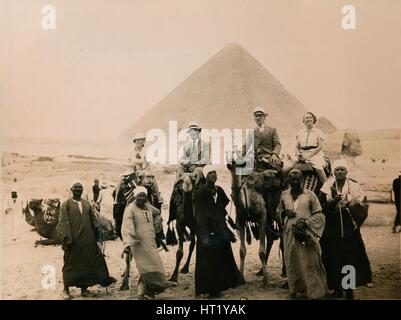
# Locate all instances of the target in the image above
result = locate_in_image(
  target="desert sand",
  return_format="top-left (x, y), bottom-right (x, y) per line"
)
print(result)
top-left (1, 137), bottom-right (400, 300)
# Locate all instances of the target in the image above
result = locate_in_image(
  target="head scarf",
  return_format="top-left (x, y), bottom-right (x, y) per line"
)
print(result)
top-left (134, 186), bottom-right (147, 197)
top-left (70, 179), bottom-right (84, 188)
top-left (333, 159), bottom-right (349, 171)
top-left (288, 168), bottom-right (303, 178)
top-left (203, 165), bottom-right (218, 177)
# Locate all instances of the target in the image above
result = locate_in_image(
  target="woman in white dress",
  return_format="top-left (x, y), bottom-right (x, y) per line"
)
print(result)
top-left (284, 112), bottom-right (328, 185)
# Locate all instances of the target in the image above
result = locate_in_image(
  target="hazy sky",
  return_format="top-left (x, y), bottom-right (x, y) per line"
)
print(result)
top-left (1, 0), bottom-right (400, 140)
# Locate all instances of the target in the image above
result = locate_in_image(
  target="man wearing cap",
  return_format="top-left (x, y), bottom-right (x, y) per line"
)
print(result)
top-left (130, 132), bottom-right (148, 172)
top-left (244, 106), bottom-right (282, 172)
top-left (56, 181), bottom-right (116, 300)
top-left (130, 132), bottom-right (162, 204)
top-left (277, 169), bottom-right (328, 299)
top-left (319, 159), bottom-right (373, 299)
top-left (91, 178), bottom-right (103, 212)
top-left (177, 121), bottom-right (210, 187)
top-left (122, 186), bottom-right (176, 299)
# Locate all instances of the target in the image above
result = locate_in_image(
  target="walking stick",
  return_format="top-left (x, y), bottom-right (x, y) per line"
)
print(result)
top-left (335, 179), bottom-right (344, 239)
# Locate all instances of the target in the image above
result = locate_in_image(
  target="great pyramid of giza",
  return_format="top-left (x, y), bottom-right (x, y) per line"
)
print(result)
top-left (121, 42), bottom-right (308, 141)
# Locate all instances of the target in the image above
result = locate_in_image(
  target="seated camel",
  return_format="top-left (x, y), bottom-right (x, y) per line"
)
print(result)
top-left (24, 198), bottom-right (118, 247)
top-left (24, 199), bottom-right (61, 246)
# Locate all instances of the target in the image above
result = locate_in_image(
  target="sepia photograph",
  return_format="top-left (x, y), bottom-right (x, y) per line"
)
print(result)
top-left (1, 0), bottom-right (400, 304)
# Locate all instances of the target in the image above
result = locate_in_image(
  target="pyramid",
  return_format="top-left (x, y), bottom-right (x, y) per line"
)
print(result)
top-left (121, 42), bottom-right (308, 141)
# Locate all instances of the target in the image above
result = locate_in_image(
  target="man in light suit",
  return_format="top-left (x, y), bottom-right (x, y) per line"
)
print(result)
top-left (177, 121), bottom-right (209, 187)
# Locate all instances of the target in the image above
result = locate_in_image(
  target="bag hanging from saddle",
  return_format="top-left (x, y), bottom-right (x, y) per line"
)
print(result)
top-left (346, 196), bottom-right (369, 228)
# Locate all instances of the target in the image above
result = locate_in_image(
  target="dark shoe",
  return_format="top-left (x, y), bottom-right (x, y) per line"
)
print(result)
top-left (281, 282), bottom-right (289, 289)
top-left (208, 291), bottom-right (224, 299)
top-left (108, 277), bottom-right (117, 284)
top-left (81, 289), bottom-right (97, 298)
top-left (332, 289), bottom-right (343, 298)
top-left (345, 289), bottom-right (354, 300)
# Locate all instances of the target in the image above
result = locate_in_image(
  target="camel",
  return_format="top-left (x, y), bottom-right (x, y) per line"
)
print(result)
top-left (167, 172), bottom-right (200, 282)
top-left (227, 148), bottom-right (281, 287)
top-left (23, 199), bottom-right (61, 246)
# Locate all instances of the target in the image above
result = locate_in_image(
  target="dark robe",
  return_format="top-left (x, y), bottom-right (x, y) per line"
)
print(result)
top-left (93, 184), bottom-right (101, 202)
top-left (56, 198), bottom-right (113, 288)
top-left (393, 177), bottom-right (400, 226)
top-left (194, 185), bottom-right (244, 295)
top-left (319, 188), bottom-right (372, 290)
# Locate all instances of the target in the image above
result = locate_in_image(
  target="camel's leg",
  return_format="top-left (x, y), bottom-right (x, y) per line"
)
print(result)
top-left (257, 220), bottom-right (268, 288)
top-left (119, 253), bottom-right (131, 291)
top-left (238, 222), bottom-right (246, 277)
top-left (169, 236), bottom-right (184, 282)
top-left (181, 231), bottom-right (195, 274)
top-left (34, 238), bottom-right (60, 246)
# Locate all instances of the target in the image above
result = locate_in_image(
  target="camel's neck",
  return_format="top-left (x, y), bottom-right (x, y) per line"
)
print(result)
top-left (23, 205), bottom-right (34, 219)
top-left (32, 208), bottom-right (44, 217)
top-left (230, 164), bottom-right (242, 202)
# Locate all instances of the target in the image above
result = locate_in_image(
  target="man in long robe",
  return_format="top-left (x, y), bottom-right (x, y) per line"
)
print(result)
top-left (3, 184), bottom-right (24, 242)
top-left (56, 181), bottom-right (116, 300)
top-left (121, 186), bottom-right (175, 300)
top-left (277, 169), bottom-right (328, 299)
top-left (319, 159), bottom-right (373, 299)
top-left (194, 167), bottom-right (245, 297)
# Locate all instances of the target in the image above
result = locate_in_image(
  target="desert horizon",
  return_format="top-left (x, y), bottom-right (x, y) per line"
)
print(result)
top-left (1, 0), bottom-right (400, 303)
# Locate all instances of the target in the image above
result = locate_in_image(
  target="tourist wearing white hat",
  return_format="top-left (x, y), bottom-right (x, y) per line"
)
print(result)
top-left (122, 186), bottom-right (176, 299)
top-left (243, 106), bottom-right (282, 172)
top-left (319, 159), bottom-right (373, 299)
top-left (283, 112), bottom-right (328, 185)
top-left (130, 132), bottom-right (148, 172)
top-left (177, 121), bottom-right (210, 187)
top-left (129, 132), bottom-right (162, 204)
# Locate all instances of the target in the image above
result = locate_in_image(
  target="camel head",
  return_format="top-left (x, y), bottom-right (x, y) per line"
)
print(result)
top-left (226, 146), bottom-right (247, 171)
top-left (28, 199), bottom-right (43, 213)
top-left (262, 169), bottom-right (280, 189)
top-left (180, 173), bottom-right (194, 193)
top-left (43, 198), bottom-right (60, 224)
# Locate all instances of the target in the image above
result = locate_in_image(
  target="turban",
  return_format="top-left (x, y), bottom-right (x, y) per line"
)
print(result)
top-left (203, 165), bottom-right (219, 177)
top-left (288, 168), bottom-right (303, 177)
top-left (70, 179), bottom-right (84, 188)
top-left (333, 159), bottom-right (349, 171)
top-left (134, 186), bottom-right (147, 197)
